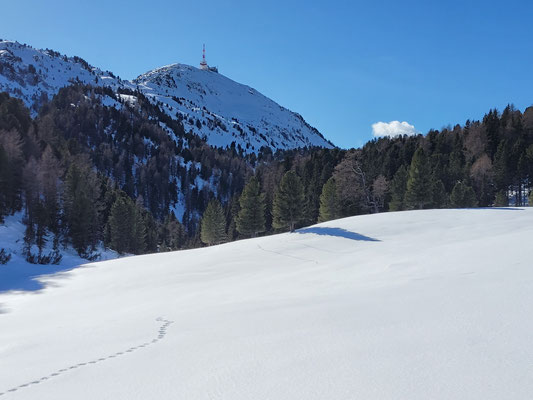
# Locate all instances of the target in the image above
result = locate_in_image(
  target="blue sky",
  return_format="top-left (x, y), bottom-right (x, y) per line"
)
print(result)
top-left (2, 0), bottom-right (533, 148)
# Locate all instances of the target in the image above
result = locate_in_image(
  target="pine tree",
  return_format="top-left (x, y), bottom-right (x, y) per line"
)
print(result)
top-left (226, 196), bottom-right (240, 241)
top-left (389, 165), bottom-right (408, 211)
top-left (132, 203), bottom-right (147, 254)
top-left (404, 148), bottom-right (432, 209)
top-left (236, 177), bottom-right (265, 237)
top-left (431, 179), bottom-right (448, 208)
top-left (0, 145), bottom-right (8, 222)
top-left (494, 190), bottom-right (509, 207)
top-left (0, 248), bottom-right (11, 264)
top-left (450, 181), bottom-right (477, 208)
top-left (528, 189), bottom-right (533, 206)
top-left (108, 195), bottom-right (134, 255)
top-left (142, 211), bottom-right (159, 253)
top-left (318, 177), bottom-right (338, 222)
top-left (39, 146), bottom-right (61, 234)
top-left (63, 162), bottom-right (100, 257)
top-left (273, 170), bottom-right (305, 231)
top-left (493, 140), bottom-right (510, 192)
top-left (200, 199), bottom-right (227, 245)
top-left (160, 213), bottom-right (186, 251)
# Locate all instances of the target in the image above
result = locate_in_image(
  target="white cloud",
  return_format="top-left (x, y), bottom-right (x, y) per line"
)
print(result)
top-left (372, 121), bottom-right (418, 138)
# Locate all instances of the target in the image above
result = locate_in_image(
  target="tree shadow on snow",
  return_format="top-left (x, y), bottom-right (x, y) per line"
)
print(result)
top-left (0, 262), bottom-right (78, 294)
top-left (465, 207), bottom-right (524, 211)
top-left (295, 227), bottom-right (380, 242)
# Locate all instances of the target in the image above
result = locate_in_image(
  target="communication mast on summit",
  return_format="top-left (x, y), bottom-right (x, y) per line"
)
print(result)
top-left (200, 44), bottom-right (208, 70)
top-left (199, 44), bottom-right (218, 73)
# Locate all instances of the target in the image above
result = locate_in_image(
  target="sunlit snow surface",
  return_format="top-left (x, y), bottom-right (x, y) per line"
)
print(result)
top-left (0, 208), bottom-right (532, 399)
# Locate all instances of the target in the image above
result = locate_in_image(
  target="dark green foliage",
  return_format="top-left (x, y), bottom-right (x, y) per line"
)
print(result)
top-left (389, 165), bottom-right (408, 211)
top-left (0, 145), bottom-right (9, 221)
top-left (432, 179), bottom-right (448, 208)
top-left (225, 196), bottom-right (240, 241)
top-left (318, 177), bottom-right (338, 222)
top-left (107, 194), bottom-right (146, 255)
top-left (405, 148), bottom-right (432, 209)
top-left (200, 199), bottom-right (227, 245)
top-left (2, 85), bottom-right (533, 262)
top-left (236, 177), bottom-right (265, 237)
top-left (450, 182), bottom-right (477, 208)
top-left (142, 210), bottom-right (159, 253)
top-left (159, 213), bottom-right (186, 251)
top-left (63, 162), bottom-right (100, 257)
top-left (494, 190), bottom-right (509, 207)
top-left (273, 171), bottom-right (305, 231)
top-left (0, 248), bottom-right (11, 264)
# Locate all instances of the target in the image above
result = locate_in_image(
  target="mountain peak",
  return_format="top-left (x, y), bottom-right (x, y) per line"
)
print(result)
top-left (0, 40), bottom-right (333, 152)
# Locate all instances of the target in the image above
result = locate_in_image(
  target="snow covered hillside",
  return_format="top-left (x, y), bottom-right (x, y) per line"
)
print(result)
top-left (0, 40), bottom-right (332, 152)
top-left (1, 208), bottom-right (532, 399)
top-left (0, 41), bottom-right (121, 113)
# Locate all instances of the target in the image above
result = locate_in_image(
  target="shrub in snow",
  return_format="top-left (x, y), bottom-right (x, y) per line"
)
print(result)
top-left (0, 248), bottom-right (11, 264)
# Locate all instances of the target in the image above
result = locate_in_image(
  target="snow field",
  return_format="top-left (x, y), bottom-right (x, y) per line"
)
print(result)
top-left (0, 208), bottom-right (532, 399)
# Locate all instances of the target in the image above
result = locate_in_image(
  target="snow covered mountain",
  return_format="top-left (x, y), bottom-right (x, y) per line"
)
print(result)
top-left (133, 64), bottom-right (332, 151)
top-left (0, 40), bottom-right (332, 152)
top-left (1, 208), bottom-right (532, 399)
top-left (0, 40), bottom-right (121, 113)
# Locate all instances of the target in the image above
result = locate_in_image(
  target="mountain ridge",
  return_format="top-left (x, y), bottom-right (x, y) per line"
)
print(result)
top-left (0, 40), bottom-right (333, 152)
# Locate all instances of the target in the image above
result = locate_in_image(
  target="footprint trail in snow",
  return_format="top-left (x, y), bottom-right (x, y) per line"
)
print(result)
top-left (0, 317), bottom-right (173, 397)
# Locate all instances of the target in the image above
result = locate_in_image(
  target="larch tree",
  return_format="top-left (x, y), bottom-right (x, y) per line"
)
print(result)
top-left (318, 177), bottom-right (338, 222)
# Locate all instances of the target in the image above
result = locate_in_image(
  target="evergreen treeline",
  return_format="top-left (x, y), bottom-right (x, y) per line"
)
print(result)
top-left (1, 85), bottom-right (533, 262)
top-left (0, 87), bottom-right (251, 260)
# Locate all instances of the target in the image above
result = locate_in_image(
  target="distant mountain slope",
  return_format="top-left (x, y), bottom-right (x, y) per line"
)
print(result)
top-left (0, 40), bottom-right (120, 113)
top-left (0, 40), bottom-right (333, 152)
top-left (134, 63), bottom-right (333, 152)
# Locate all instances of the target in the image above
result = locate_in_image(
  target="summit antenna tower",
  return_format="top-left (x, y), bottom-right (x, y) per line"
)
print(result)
top-left (200, 44), bottom-right (208, 70)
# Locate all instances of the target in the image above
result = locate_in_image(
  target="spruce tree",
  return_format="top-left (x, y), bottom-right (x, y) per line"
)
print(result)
top-left (404, 148), bottom-right (432, 209)
top-left (273, 170), bottom-right (305, 231)
top-left (200, 199), bottom-right (227, 245)
top-left (318, 177), bottom-right (338, 222)
top-left (389, 165), bottom-right (408, 211)
top-left (236, 177), bottom-right (265, 237)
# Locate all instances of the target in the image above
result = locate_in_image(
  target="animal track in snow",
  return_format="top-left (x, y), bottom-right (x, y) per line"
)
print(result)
top-left (0, 317), bottom-right (173, 397)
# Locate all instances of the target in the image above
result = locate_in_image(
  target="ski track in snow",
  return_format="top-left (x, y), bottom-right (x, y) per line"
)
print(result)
top-left (0, 317), bottom-right (174, 397)
top-left (256, 243), bottom-right (319, 264)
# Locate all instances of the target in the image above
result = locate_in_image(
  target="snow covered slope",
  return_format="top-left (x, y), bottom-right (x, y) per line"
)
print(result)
top-left (0, 41), bottom-right (120, 113)
top-left (0, 40), bottom-right (332, 151)
top-left (1, 208), bottom-right (532, 399)
top-left (133, 64), bottom-right (332, 151)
